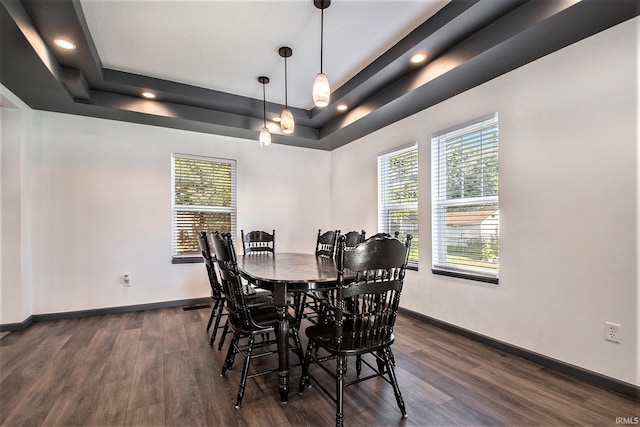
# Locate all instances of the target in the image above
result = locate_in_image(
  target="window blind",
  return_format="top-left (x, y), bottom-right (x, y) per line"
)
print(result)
top-left (377, 144), bottom-right (419, 265)
top-left (172, 154), bottom-right (236, 258)
top-left (431, 114), bottom-right (499, 282)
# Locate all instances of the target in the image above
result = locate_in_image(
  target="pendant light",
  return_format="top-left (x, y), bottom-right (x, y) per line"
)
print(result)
top-left (312, 0), bottom-right (331, 108)
top-left (278, 46), bottom-right (295, 134)
top-left (258, 76), bottom-right (271, 147)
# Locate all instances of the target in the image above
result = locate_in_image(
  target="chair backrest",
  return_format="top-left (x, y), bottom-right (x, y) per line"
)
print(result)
top-left (343, 230), bottom-right (366, 250)
top-left (210, 232), bottom-right (260, 330)
top-left (334, 233), bottom-right (413, 347)
top-left (315, 229), bottom-right (340, 258)
top-left (197, 231), bottom-right (223, 298)
top-left (241, 229), bottom-right (275, 255)
top-left (367, 231), bottom-right (400, 241)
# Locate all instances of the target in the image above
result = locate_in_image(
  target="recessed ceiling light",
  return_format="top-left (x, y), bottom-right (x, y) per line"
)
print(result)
top-left (336, 104), bottom-right (348, 111)
top-left (410, 53), bottom-right (427, 64)
top-left (272, 116), bottom-right (281, 123)
top-left (142, 92), bottom-right (156, 99)
top-left (53, 38), bottom-right (76, 50)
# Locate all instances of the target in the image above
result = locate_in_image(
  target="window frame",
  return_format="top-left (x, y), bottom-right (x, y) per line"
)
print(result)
top-left (377, 143), bottom-right (419, 269)
top-left (171, 153), bottom-right (237, 263)
top-left (431, 113), bottom-right (499, 284)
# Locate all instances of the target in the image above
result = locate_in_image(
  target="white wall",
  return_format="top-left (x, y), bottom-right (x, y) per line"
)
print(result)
top-left (0, 91), bottom-right (33, 325)
top-left (27, 112), bottom-right (330, 315)
top-left (331, 18), bottom-right (639, 386)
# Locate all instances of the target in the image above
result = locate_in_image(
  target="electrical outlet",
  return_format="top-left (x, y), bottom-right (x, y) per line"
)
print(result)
top-left (604, 322), bottom-right (621, 343)
top-left (123, 274), bottom-right (131, 287)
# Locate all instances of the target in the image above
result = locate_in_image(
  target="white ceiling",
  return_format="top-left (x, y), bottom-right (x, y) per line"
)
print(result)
top-left (80, 0), bottom-right (449, 110)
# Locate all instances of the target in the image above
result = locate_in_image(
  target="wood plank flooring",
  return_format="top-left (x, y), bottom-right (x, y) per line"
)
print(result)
top-left (1, 305), bottom-right (637, 426)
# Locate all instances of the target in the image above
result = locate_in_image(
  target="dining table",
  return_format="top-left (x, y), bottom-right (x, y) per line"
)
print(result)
top-left (238, 252), bottom-right (339, 403)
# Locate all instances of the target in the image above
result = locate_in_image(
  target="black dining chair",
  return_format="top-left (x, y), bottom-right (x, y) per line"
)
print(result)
top-left (310, 230), bottom-right (365, 325)
top-left (211, 232), bottom-right (304, 409)
top-left (367, 231), bottom-right (400, 240)
top-left (342, 230), bottom-right (366, 250)
top-left (295, 229), bottom-right (341, 324)
top-left (207, 232), bottom-right (274, 351)
top-left (241, 229), bottom-right (275, 255)
top-left (196, 231), bottom-right (227, 347)
top-left (299, 233), bottom-right (413, 427)
top-left (315, 229), bottom-right (340, 258)
top-left (238, 229), bottom-right (275, 298)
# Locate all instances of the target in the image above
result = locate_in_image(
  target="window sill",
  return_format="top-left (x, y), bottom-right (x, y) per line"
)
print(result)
top-left (432, 268), bottom-right (498, 285)
top-left (172, 257), bottom-right (203, 264)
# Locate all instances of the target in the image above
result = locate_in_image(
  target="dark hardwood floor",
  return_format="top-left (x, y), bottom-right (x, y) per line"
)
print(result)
top-left (0, 305), bottom-right (637, 426)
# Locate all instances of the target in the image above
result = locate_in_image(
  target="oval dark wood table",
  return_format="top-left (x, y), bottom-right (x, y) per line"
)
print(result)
top-left (238, 253), bottom-right (339, 403)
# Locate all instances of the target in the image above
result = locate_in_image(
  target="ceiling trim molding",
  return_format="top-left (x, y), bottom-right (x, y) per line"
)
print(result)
top-left (1, 0), bottom-right (637, 150)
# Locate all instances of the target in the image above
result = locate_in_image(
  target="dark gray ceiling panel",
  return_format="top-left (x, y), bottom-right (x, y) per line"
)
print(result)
top-left (1, 0), bottom-right (637, 150)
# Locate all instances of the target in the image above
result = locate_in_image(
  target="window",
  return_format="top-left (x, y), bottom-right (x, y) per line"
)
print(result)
top-left (172, 154), bottom-right (236, 262)
top-left (378, 144), bottom-right (419, 267)
top-left (431, 113), bottom-right (499, 283)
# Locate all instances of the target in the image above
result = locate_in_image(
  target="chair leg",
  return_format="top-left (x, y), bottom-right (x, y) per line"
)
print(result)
top-left (336, 354), bottom-right (347, 427)
top-left (218, 319), bottom-right (230, 351)
top-left (236, 335), bottom-right (255, 409)
top-left (206, 299), bottom-right (218, 332)
top-left (210, 302), bottom-right (225, 346)
top-left (316, 300), bottom-right (329, 325)
top-left (376, 349), bottom-right (386, 373)
top-left (294, 293), bottom-right (305, 324)
top-left (299, 339), bottom-right (315, 393)
top-left (291, 329), bottom-right (304, 366)
top-left (221, 334), bottom-right (238, 376)
top-left (383, 347), bottom-right (407, 419)
top-left (356, 355), bottom-right (362, 376)
top-left (388, 348), bottom-right (396, 366)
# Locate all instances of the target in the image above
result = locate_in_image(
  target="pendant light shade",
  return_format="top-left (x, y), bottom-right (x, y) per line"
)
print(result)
top-left (313, 0), bottom-right (331, 108)
top-left (280, 108), bottom-right (294, 134)
top-left (278, 47), bottom-right (295, 135)
top-left (258, 76), bottom-right (271, 147)
top-left (259, 127), bottom-right (271, 147)
top-left (312, 72), bottom-right (330, 108)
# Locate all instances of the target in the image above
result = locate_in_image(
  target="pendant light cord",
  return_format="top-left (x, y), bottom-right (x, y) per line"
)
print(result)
top-left (320, 7), bottom-right (324, 73)
top-left (262, 83), bottom-right (267, 127)
top-left (284, 56), bottom-right (289, 108)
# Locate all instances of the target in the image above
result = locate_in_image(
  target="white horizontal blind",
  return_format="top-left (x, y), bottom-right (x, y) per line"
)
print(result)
top-left (172, 154), bottom-right (236, 258)
top-left (431, 114), bottom-right (499, 282)
top-left (377, 144), bottom-right (419, 265)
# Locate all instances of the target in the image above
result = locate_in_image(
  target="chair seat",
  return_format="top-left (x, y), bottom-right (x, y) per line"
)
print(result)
top-left (228, 304), bottom-right (297, 336)
top-left (212, 290), bottom-right (273, 350)
top-left (305, 321), bottom-right (395, 356)
top-left (245, 292), bottom-right (274, 307)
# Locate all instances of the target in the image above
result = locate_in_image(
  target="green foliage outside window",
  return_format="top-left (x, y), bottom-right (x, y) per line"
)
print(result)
top-left (175, 211), bottom-right (232, 255)
top-left (174, 158), bottom-right (232, 207)
top-left (173, 156), bottom-right (235, 258)
top-left (379, 146), bottom-right (419, 264)
top-left (388, 209), bottom-right (419, 263)
top-left (387, 150), bottom-right (418, 204)
top-left (446, 128), bottom-right (498, 199)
